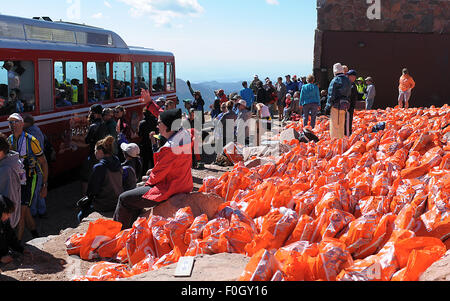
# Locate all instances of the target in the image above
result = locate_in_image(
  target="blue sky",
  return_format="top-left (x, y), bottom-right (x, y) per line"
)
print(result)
top-left (1, 0), bottom-right (317, 83)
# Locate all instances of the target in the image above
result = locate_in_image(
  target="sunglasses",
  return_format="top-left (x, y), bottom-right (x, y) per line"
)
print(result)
top-left (9, 120), bottom-right (21, 125)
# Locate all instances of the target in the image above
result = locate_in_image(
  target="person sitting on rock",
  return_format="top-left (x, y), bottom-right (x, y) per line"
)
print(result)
top-left (113, 109), bottom-right (193, 230)
top-left (0, 195), bottom-right (26, 264)
top-left (77, 136), bottom-right (123, 222)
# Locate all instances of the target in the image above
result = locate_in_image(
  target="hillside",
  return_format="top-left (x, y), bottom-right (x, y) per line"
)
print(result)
top-left (176, 78), bottom-right (243, 110)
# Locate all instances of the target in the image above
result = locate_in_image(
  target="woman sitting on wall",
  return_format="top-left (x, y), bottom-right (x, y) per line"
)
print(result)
top-left (113, 109), bottom-right (193, 230)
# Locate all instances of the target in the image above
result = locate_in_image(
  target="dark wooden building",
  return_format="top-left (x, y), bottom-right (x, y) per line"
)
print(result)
top-left (314, 0), bottom-right (449, 109)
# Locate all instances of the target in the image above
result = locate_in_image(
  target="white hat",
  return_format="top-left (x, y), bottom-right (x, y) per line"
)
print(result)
top-left (333, 63), bottom-right (344, 75)
top-left (7, 113), bottom-right (23, 122)
top-left (238, 99), bottom-right (247, 107)
top-left (120, 143), bottom-right (140, 158)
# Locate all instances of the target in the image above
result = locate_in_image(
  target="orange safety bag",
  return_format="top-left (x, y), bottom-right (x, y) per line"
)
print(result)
top-left (310, 209), bottom-right (355, 243)
top-left (149, 215), bottom-right (172, 258)
top-left (126, 217), bottom-right (155, 266)
top-left (274, 241), bottom-right (319, 281)
top-left (97, 229), bottom-right (132, 260)
top-left (130, 254), bottom-right (157, 276)
top-left (284, 215), bottom-right (315, 246)
top-left (310, 237), bottom-right (353, 281)
top-left (245, 208), bottom-right (298, 256)
top-left (79, 219), bottom-right (123, 261)
top-left (65, 233), bottom-right (85, 256)
top-left (151, 246), bottom-right (182, 270)
top-left (184, 214), bottom-right (209, 246)
top-left (391, 237), bottom-right (446, 281)
top-left (164, 207), bottom-right (195, 255)
top-left (84, 261), bottom-right (133, 281)
top-left (238, 249), bottom-right (280, 281)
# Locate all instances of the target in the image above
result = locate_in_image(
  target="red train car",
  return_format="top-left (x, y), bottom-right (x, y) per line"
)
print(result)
top-left (0, 14), bottom-right (176, 177)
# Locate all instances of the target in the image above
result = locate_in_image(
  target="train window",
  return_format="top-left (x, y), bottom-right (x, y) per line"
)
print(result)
top-left (134, 62), bottom-right (150, 96)
top-left (87, 62), bottom-right (111, 103)
top-left (113, 62), bottom-right (132, 99)
top-left (24, 25), bottom-right (76, 43)
top-left (0, 21), bottom-right (26, 40)
top-left (166, 62), bottom-right (175, 92)
top-left (152, 62), bottom-right (165, 93)
top-left (54, 61), bottom-right (84, 107)
top-left (0, 60), bottom-right (35, 116)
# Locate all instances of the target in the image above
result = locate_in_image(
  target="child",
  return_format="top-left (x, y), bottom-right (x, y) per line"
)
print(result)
top-left (283, 93), bottom-right (293, 122)
top-left (0, 195), bottom-right (24, 264)
top-left (120, 142), bottom-right (143, 192)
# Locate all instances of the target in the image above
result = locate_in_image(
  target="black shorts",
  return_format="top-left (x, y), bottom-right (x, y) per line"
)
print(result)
top-left (21, 174), bottom-right (38, 207)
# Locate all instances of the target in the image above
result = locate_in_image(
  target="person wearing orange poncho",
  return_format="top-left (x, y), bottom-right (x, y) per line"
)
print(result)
top-left (398, 68), bottom-right (416, 109)
top-left (113, 108), bottom-right (193, 230)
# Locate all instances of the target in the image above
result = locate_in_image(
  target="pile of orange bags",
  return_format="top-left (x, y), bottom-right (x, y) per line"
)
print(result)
top-left (67, 105), bottom-right (449, 281)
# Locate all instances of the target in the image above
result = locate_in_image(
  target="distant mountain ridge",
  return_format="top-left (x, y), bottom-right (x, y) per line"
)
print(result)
top-left (176, 78), bottom-right (243, 111)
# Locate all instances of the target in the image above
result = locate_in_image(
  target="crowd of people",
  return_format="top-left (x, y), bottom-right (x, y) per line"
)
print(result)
top-left (0, 66), bottom-right (416, 264)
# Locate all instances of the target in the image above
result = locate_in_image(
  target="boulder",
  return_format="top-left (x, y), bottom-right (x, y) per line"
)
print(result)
top-left (140, 192), bottom-right (225, 220)
top-left (279, 128), bottom-right (300, 143)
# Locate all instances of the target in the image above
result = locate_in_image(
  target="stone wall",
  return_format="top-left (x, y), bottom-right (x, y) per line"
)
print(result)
top-left (317, 0), bottom-right (450, 33)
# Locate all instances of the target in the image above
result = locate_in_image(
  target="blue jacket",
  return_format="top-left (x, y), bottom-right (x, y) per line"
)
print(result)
top-left (300, 83), bottom-right (320, 106)
top-left (240, 88), bottom-right (255, 107)
top-left (285, 81), bottom-right (298, 94)
top-left (326, 74), bottom-right (352, 109)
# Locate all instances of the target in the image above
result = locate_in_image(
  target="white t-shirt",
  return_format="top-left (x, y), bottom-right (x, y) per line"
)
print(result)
top-left (259, 105), bottom-right (271, 118)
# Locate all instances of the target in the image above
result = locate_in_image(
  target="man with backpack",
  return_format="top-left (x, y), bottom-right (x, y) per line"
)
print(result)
top-left (325, 63), bottom-right (352, 139)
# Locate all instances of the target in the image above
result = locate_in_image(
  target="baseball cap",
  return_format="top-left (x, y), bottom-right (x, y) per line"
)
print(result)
top-left (347, 70), bottom-right (357, 76)
top-left (7, 113), bottom-right (24, 122)
top-left (238, 99), bottom-right (247, 107)
top-left (120, 143), bottom-right (140, 158)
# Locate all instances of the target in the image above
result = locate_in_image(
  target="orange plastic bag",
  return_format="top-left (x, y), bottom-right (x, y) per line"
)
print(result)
top-left (130, 254), bottom-right (157, 276)
top-left (310, 237), bottom-right (353, 281)
top-left (85, 261), bottom-right (133, 281)
top-left (337, 255), bottom-right (383, 281)
top-left (217, 206), bottom-right (258, 233)
top-left (149, 215), bottom-right (172, 258)
top-left (126, 217), bottom-right (155, 266)
top-left (239, 249), bottom-right (280, 281)
top-left (339, 211), bottom-right (379, 255)
top-left (97, 229), bottom-right (131, 260)
top-left (245, 208), bottom-right (298, 256)
top-left (202, 218), bottom-right (230, 239)
top-left (151, 246), bottom-right (182, 270)
top-left (284, 215), bottom-right (315, 245)
top-left (184, 214), bottom-right (209, 245)
top-left (220, 214), bottom-right (255, 254)
top-left (65, 233), bottom-right (85, 256)
top-left (79, 219), bottom-right (123, 261)
top-left (164, 207), bottom-right (195, 255)
top-left (274, 241), bottom-right (319, 281)
top-left (418, 201), bottom-right (450, 241)
top-left (392, 237), bottom-right (446, 281)
top-left (310, 209), bottom-right (355, 243)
